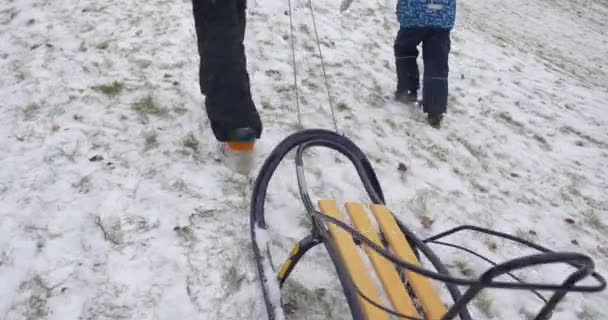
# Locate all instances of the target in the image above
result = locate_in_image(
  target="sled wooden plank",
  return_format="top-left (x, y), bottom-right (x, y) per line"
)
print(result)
top-left (370, 204), bottom-right (447, 319)
top-left (345, 202), bottom-right (421, 319)
top-left (318, 200), bottom-right (389, 320)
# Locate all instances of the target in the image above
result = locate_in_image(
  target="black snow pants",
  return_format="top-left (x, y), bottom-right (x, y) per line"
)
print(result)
top-left (192, 0), bottom-right (262, 142)
top-left (394, 27), bottom-right (451, 115)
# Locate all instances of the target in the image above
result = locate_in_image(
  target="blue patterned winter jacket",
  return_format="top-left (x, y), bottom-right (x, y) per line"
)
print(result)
top-left (397, 0), bottom-right (456, 30)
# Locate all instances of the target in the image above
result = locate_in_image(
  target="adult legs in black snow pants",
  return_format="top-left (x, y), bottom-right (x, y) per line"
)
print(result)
top-left (192, 0), bottom-right (262, 142)
top-left (394, 27), bottom-right (450, 128)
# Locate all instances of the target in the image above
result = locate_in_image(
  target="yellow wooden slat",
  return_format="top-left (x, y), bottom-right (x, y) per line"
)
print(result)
top-left (344, 202), bottom-right (421, 319)
top-left (370, 204), bottom-right (448, 319)
top-left (318, 200), bottom-right (390, 320)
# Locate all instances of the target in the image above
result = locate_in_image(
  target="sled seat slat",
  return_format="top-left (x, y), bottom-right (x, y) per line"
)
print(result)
top-left (344, 202), bottom-right (421, 319)
top-left (370, 204), bottom-right (447, 319)
top-left (318, 200), bottom-right (390, 320)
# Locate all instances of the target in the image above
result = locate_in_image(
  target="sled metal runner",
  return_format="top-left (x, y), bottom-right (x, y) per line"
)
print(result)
top-left (250, 129), bottom-right (606, 320)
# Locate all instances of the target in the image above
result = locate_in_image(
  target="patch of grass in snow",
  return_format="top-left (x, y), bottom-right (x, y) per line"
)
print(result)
top-left (385, 117), bottom-right (399, 131)
top-left (281, 279), bottom-right (346, 319)
top-left (303, 78), bottom-right (320, 91)
top-left (299, 24), bottom-right (310, 35)
top-left (408, 189), bottom-right (437, 217)
top-left (124, 215), bottom-right (159, 233)
top-left (303, 41), bottom-right (316, 53)
top-left (132, 94), bottom-right (168, 119)
top-left (16, 275), bottom-right (51, 320)
top-left (561, 189), bottom-right (574, 203)
top-left (519, 307), bottom-right (536, 320)
top-left (276, 84), bottom-right (295, 95)
top-left (496, 111), bottom-right (525, 129)
top-left (82, 5), bottom-right (109, 13)
top-left (261, 97), bottom-right (274, 110)
top-left (94, 216), bottom-right (124, 246)
top-left (222, 265), bottom-right (246, 294)
top-left (565, 176), bottom-right (582, 198)
top-left (383, 18), bottom-right (393, 32)
top-left (448, 95), bottom-right (467, 114)
top-left (264, 69), bottom-right (281, 80)
top-left (15, 69), bottom-right (27, 82)
top-left (298, 214), bottom-right (313, 230)
top-left (81, 289), bottom-right (132, 319)
top-left (72, 176), bottom-right (92, 194)
top-left (92, 81), bottom-right (124, 97)
top-left (22, 103), bottom-right (41, 120)
top-left (218, 242), bottom-right (252, 297)
top-left (96, 40), bottom-right (110, 50)
top-left (172, 105), bottom-right (188, 115)
top-left (583, 210), bottom-right (606, 232)
top-left (364, 81), bottom-right (385, 108)
top-left (424, 144), bottom-right (449, 162)
top-left (452, 259), bottom-right (475, 277)
top-left (515, 228), bottom-right (537, 243)
top-left (336, 102), bottom-right (350, 112)
top-left (496, 112), bottom-right (551, 151)
top-left (0, 250), bottom-right (11, 267)
top-left (364, 41), bottom-right (381, 52)
top-left (454, 136), bottom-right (487, 162)
top-left (470, 179), bottom-right (489, 193)
top-left (190, 207), bottom-right (217, 221)
top-left (577, 306), bottom-right (601, 319)
top-left (474, 293), bottom-right (496, 319)
top-left (221, 175), bottom-right (254, 208)
top-left (583, 196), bottom-right (608, 212)
top-left (482, 236), bottom-right (498, 252)
top-left (143, 129), bottom-right (158, 151)
top-left (532, 133), bottom-right (552, 151)
top-left (174, 225), bottom-right (195, 242)
top-left (0, 8), bottom-right (19, 25)
top-left (182, 133), bottom-right (199, 152)
top-left (560, 126), bottom-right (608, 149)
top-left (382, 59), bottom-right (391, 70)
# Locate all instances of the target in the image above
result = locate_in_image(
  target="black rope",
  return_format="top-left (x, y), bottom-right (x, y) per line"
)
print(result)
top-left (287, 0), bottom-right (302, 128)
top-left (355, 285), bottom-right (428, 320)
top-left (424, 225), bottom-right (604, 278)
top-left (313, 211), bottom-right (604, 292)
top-left (427, 240), bottom-right (548, 303)
top-left (312, 211), bottom-right (604, 320)
top-left (307, 0), bottom-right (340, 133)
top-left (426, 225), bottom-right (551, 252)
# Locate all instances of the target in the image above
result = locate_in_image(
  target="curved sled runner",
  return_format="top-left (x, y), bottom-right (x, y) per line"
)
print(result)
top-left (250, 129), bottom-right (606, 320)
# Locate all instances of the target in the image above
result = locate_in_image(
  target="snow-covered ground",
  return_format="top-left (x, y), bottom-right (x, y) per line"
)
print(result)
top-left (1, 0), bottom-right (607, 319)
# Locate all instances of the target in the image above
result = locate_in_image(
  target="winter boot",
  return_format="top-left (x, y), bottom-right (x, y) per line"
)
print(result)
top-left (219, 127), bottom-right (257, 173)
top-left (427, 113), bottom-right (443, 129)
top-left (394, 90), bottom-right (418, 104)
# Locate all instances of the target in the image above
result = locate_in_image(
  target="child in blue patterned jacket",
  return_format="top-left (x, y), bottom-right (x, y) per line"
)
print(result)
top-left (393, 0), bottom-right (456, 128)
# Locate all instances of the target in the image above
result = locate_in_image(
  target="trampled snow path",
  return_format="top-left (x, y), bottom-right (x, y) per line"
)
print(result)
top-left (0, 0), bottom-right (607, 319)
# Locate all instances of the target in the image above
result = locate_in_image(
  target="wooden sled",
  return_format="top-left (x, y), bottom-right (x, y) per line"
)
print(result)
top-left (250, 129), bottom-right (605, 320)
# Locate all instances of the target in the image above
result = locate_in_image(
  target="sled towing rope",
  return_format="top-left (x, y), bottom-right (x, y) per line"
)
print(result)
top-left (250, 129), bottom-right (606, 320)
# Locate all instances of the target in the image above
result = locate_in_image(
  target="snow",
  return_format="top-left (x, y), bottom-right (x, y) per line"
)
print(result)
top-left (1, 0), bottom-right (607, 319)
